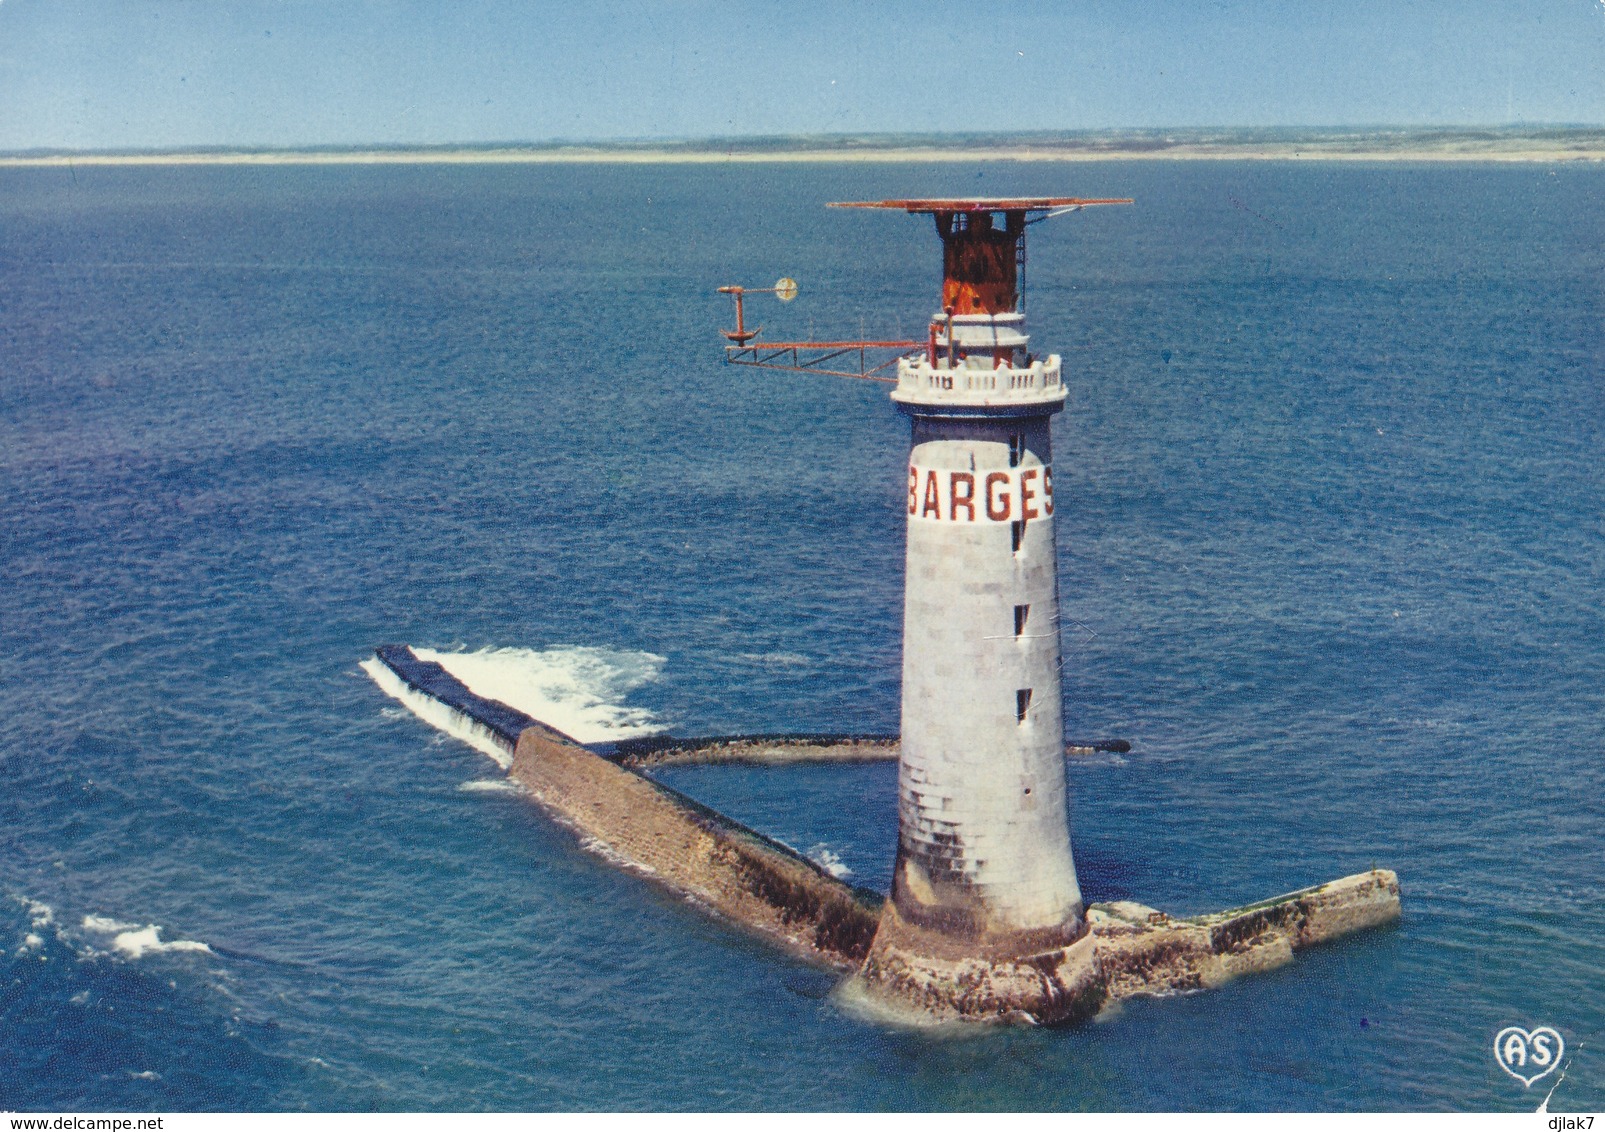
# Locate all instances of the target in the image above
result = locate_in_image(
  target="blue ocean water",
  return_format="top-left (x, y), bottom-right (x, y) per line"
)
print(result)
top-left (1, 159), bottom-right (1601, 1112)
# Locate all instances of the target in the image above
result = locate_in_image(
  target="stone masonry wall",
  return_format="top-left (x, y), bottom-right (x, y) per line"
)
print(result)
top-left (508, 726), bottom-right (883, 971)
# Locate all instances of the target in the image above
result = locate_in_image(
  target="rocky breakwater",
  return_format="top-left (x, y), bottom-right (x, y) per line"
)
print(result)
top-left (508, 725), bottom-right (884, 971)
top-left (368, 647), bottom-right (1401, 1023)
top-left (514, 722), bottom-right (1401, 1022)
top-left (1090, 870), bottom-right (1402, 1004)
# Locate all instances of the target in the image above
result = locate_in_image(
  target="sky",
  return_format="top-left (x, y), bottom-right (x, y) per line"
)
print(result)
top-left (1, 0), bottom-right (1604, 151)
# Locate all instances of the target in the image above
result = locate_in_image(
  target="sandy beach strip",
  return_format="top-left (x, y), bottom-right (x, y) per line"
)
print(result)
top-left (4, 142), bottom-right (1604, 167)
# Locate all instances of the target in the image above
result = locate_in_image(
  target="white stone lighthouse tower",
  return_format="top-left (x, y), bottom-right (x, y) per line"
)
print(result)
top-left (831, 198), bottom-right (1128, 1023)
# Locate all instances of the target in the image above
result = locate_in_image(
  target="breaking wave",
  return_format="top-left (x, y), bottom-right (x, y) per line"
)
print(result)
top-left (80, 914), bottom-right (212, 958)
top-left (9, 897), bottom-right (211, 962)
top-left (457, 778), bottom-right (526, 795)
top-left (808, 845), bottom-right (854, 880)
top-left (417, 646), bottom-right (667, 743)
top-left (361, 654), bottom-right (517, 768)
top-left (364, 645), bottom-right (668, 763)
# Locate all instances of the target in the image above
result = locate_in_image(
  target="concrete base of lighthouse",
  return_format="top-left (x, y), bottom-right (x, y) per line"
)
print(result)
top-left (850, 348), bottom-right (1107, 1025)
top-left (858, 902), bottom-right (1104, 1025)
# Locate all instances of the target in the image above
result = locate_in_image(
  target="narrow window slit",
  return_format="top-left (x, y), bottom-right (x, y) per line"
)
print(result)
top-left (1011, 521), bottom-right (1023, 553)
top-left (1014, 604), bottom-right (1030, 637)
top-left (1008, 434), bottom-right (1024, 467)
top-left (1016, 688), bottom-right (1032, 724)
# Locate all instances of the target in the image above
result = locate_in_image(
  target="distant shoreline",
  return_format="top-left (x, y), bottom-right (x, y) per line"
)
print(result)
top-left (5, 132), bottom-right (1604, 167)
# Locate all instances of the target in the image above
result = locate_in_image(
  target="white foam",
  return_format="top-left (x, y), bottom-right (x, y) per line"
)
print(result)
top-left (414, 645), bottom-right (668, 745)
top-left (82, 914), bottom-right (139, 933)
top-left (361, 655), bottom-right (516, 768)
top-left (457, 778), bottom-right (525, 795)
top-left (81, 915), bottom-right (211, 959)
top-left (112, 927), bottom-right (211, 959)
top-left (12, 897), bottom-right (67, 955)
top-left (736, 651), bottom-right (814, 670)
top-left (20, 897), bottom-right (56, 930)
top-left (829, 975), bottom-right (991, 1035)
top-left (808, 844), bottom-right (854, 880)
top-left (1066, 752), bottom-right (1130, 769)
top-left (578, 835), bottom-right (660, 878)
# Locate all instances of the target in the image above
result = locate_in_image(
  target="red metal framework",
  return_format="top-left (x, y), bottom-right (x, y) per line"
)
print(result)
top-left (723, 339), bottom-right (922, 383)
top-left (718, 196), bottom-right (1131, 380)
top-left (826, 197), bottom-right (1133, 213)
top-left (831, 197), bottom-right (1132, 317)
top-left (719, 279), bottom-right (919, 381)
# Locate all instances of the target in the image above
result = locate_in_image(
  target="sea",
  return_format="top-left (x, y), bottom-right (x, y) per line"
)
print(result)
top-left (1, 158), bottom-right (1601, 1112)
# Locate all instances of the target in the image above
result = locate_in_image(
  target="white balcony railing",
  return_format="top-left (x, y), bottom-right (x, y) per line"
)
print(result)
top-left (892, 355), bottom-right (1066, 411)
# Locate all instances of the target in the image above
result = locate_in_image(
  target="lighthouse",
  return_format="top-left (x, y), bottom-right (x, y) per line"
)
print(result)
top-left (372, 191), bottom-right (1403, 1032)
top-left (830, 198), bottom-right (1127, 1023)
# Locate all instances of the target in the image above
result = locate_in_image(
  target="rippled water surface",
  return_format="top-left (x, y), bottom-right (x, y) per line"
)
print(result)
top-left (1, 160), bottom-right (1601, 1111)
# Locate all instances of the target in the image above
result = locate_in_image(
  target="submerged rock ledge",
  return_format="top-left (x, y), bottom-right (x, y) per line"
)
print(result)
top-left (605, 734), bottom-right (1129, 767)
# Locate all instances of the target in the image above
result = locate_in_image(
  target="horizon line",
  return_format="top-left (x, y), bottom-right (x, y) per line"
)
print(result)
top-left (5, 125), bottom-right (1605, 167)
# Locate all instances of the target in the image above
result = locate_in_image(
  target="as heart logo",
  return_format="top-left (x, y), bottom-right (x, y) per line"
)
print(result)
top-left (1493, 1026), bottom-right (1564, 1086)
